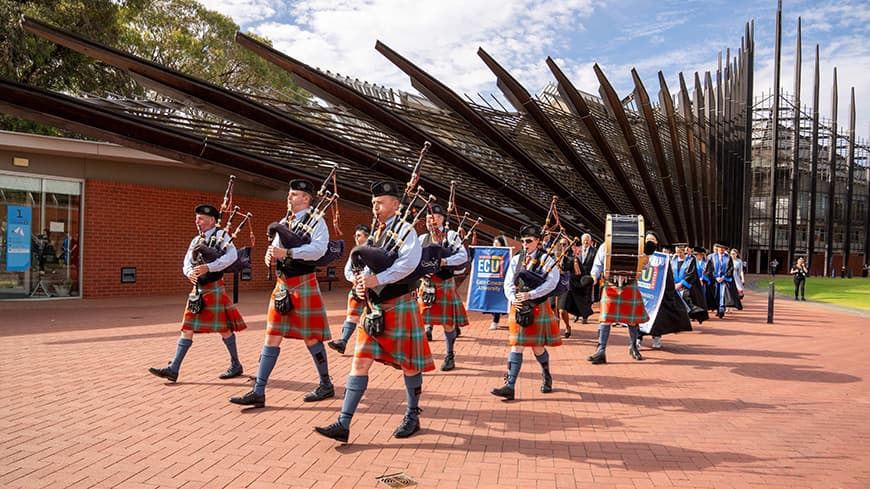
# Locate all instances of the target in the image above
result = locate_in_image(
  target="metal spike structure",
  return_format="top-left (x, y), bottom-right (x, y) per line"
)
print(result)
top-left (3, 9), bottom-right (865, 267)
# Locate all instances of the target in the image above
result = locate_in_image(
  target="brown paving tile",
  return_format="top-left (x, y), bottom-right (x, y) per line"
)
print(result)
top-left (2, 280), bottom-right (870, 487)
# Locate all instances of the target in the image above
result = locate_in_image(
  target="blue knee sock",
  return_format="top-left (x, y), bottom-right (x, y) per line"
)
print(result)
top-left (597, 324), bottom-right (612, 352)
top-left (338, 375), bottom-right (369, 429)
top-left (168, 337), bottom-right (192, 373)
top-left (535, 349), bottom-right (550, 375)
top-left (444, 328), bottom-right (457, 355)
top-left (222, 334), bottom-right (240, 365)
top-left (507, 351), bottom-right (523, 387)
top-left (253, 345), bottom-right (280, 395)
top-left (307, 342), bottom-right (332, 386)
top-left (628, 325), bottom-right (639, 347)
top-left (340, 321), bottom-right (356, 343)
top-left (403, 373), bottom-right (423, 420)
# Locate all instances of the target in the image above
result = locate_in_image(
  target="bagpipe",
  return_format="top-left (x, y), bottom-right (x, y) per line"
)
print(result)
top-left (266, 167), bottom-right (345, 280)
top-left (513, 197), bottom-right (576, 326)
top-left (419, 181), bottom-right (483, 304)
top-left (187, 176), bottom-right (254, 313)
top-left (350, 142), bottom-right (438, 312)
top-left (438, 180), bottom-right (483, 276)
top-left (192, 175), bottom-right (255, 277)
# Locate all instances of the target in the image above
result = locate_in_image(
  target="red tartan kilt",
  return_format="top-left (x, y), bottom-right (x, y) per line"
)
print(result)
top-left (507, 300), bottom-right (562, 347)
top-left (599, 281), bottom-right (649, 325)
top-left (355, 294), bottom-right (435, 372)
top-left (346, 291), bottom-right (365, 320)
top-left (418, 275), bottom-right (469, 327)
top-left (266, 274), bottom-right (330, 340)
top-left (181, 280), bottom-right (247, 333)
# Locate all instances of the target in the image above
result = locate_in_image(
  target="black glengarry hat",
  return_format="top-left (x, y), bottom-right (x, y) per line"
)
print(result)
top-left (195, 204), bottom-right (220, 220)
top-left (289, 179), bottom-right (315, 198)
top-left (371, 180), bottom-right (402, 198)
top-left (428, 203), bottom-right (447, 217)
top-left (519, 224), bottom-right (543, 239)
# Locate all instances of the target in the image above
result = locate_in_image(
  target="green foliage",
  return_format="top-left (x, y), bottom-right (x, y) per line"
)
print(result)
top-left (0, 0), bottom-right (139, 93)
top-left (119, 0), bottom-right (303, 100)
top-left (0, 0), bottom-right (307, 135)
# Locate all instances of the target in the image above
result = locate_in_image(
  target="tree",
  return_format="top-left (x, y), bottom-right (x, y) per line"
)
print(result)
top-left (119, 0), bottom-right (304, 101)
top-left (0, 0), bottom-right (144, 135)
top-left (0, 0), bottom-right (306, 135)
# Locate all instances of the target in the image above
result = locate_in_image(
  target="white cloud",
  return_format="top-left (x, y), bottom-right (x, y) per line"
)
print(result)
top-left (199, 0), bottom-right (286, 26)
top-left (201, 0), bottom-right (868, 137)
top-left (241, 0), bottom-right (598, 101)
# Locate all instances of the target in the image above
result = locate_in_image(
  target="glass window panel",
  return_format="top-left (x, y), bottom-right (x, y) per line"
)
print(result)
top-left (0, 175), bottom-right (41, 192)
top-left (44, 179), bottom-right (82, 195)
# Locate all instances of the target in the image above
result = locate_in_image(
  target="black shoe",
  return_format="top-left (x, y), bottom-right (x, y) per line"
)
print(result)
top-left (795, 297), bottom-right (799, 301)
top-left (572, 315), bottom-right (579, 323)
top-left (801, 297), bottom-right (806, 301)
top-left (229, 390), bottom-right (265, 408)
top-left (582, 316), bottom-right (589, 324)
top-left (563, 326), bottom-right (571, 338)
top-left (314, 421), bottom-right (349, 443)
top-left (455, 326), bottom-right (462, 337)
top-left (491, 384), bottom-right (515, 400)
top-left (219, 362), bottom-right (243, 379)
top-left (303, 383), bottom-right (335, 402)
top-left (149, 366), bottom-right (178, 382)
top-left (394, 409), bottom-right (422, 438)
top-left (441, 353), bottom-right (455, 371)
top-left (541, 372), bottom-right (553, 393)
top-left (425, 328), bottom-right (433, 342)
top-left (588, 351), bottom-right (607, 364)
top-left (327, 339), bottom-right (347, 355)
top-left (629, 346), bottom-right (644, 361)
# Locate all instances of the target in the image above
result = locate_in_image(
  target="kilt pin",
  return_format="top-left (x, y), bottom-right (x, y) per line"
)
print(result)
top-left (419, 275), bottom-right (469, 327)
top-left (355, 294), bottom-right (435, 373)
top-left (182, 280), bottom-right (247, 333)
top-left (266, 273), bottom-right (331, 341)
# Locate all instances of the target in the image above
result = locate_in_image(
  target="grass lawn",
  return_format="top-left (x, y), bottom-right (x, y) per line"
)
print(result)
top-left (755, 277), bottom-right (870, 310)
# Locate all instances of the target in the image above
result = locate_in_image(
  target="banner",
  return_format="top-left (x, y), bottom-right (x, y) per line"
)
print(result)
top-left (466, 246), bottom-right (512, 313)
top-left (6, 206), bottom-right (33, 272)
top-left (637, 251), bottom-right (669, 334)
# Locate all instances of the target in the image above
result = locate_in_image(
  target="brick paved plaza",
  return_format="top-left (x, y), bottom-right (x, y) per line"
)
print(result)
top-left (2, 278), bottom-right (869, 488)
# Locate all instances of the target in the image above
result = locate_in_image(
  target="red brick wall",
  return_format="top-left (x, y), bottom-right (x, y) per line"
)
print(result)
top-left (82, 179), bottom-right (373, 298)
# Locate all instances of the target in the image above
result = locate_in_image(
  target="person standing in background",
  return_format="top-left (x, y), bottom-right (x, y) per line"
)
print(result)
top-left (791, 257), bottom-right (809, 301)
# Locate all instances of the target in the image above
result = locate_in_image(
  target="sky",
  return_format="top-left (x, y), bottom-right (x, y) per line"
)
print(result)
top-left (200, 0), bottom-right (870, 137)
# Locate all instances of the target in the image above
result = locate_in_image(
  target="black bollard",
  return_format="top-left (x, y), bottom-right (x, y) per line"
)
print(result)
top-left (233, 271), bottom-right (239, 304)
top-left (767, 281), bottom-right (774, 324)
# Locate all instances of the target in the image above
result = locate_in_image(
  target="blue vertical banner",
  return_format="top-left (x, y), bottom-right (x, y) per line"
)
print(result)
top-left (466, 246), bottom-right (512, 313)
top-left (637, 251), bottom-right (669, 334)
top-left (6, 206), bottom-right (32, 272)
